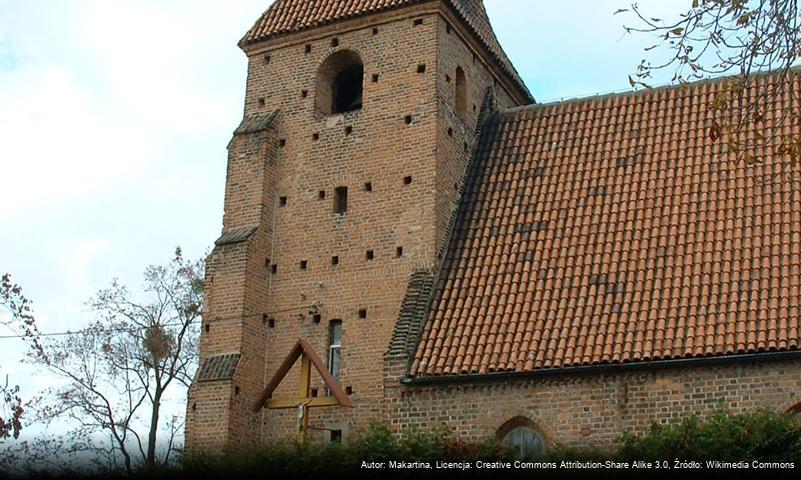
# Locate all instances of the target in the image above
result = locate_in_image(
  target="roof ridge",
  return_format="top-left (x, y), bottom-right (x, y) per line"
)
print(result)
top-left (503, 65), bottom-right (801, 116)
top-left (240, 0), bottom-right (532, 102)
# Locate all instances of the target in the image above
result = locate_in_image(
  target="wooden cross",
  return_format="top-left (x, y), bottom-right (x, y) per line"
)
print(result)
top-left (253, 339), bottom-right (353, 445)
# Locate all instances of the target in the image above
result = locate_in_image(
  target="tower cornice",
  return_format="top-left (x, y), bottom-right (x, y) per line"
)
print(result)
top-left (240, 0), bottom-right (533, 105)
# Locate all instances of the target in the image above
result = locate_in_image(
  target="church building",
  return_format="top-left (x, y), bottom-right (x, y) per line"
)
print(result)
top-left (186, 0), bottom-right (801, 456)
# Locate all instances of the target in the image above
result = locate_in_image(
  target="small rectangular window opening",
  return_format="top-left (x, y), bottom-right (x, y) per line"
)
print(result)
top-left (403, 176), bottom-right (412, 185)
top-left (334, 186), bottom-right (348, 214)
top-left (331, 256), bottom-right (340, 266)
top-left (279, 196), bottom-right (287, 207)
top-left (300, 260), bottom-right (308, 270)
top-left (358, 309), bottom-right (367, 319)
top-left (328, 320), bottom-right (342, 381)
top-left (366, 250), bottom-right (374, 261)
top-left (364, 182), bottom-right (372, 192)
top-left (268, 318), bottom-right (276, 329)
top-left (330, 430), bottom-right (342, 443)
top-left (305, 44), bottom-right (312, 54)
top-left (414, 18), bottom-right (423, 26)
top-left (271, 264), bottom-right (278, 274)
top-left (417, 64), bottom-right (427, 74)
top-left (319, 190), bottom-right (326, 200)
top-left (396, 246), bottom-right (404, 258)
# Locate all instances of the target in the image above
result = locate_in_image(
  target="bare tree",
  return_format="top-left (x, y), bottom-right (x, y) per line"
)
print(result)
top-left (25, 248), bottom-right (203, 474)
top-left (0, 434), bottom-right (98, 475)
top-left (0, 274), bottom-right (41, 441)
top-left (619, 0), bottom-right (801, 167)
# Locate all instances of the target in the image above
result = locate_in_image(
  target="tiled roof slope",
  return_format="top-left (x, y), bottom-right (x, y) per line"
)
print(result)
top-left (197, 353), bottom-right (241, 382)
top-left (411, 73), bottom-right (801, 377)
top-left (241, 0), bottom-right (531, 101)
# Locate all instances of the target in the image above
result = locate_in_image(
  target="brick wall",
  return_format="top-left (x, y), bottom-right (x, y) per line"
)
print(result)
top-left (186, 116), bottom-right (279, 453)
top-left (251, 9), bottom-right (442, 446)
top-left (386, 358), bottom-right (801, 448)
top-left (187, 1), bottom-right (527, 452)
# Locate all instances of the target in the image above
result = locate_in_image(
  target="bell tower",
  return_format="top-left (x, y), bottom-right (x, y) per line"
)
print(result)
top-left (186, 0), bottom-right (531, 453)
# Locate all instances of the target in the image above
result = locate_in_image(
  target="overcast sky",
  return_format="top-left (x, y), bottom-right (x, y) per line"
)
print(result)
top-left (0, 0), bottom-right (683, 444)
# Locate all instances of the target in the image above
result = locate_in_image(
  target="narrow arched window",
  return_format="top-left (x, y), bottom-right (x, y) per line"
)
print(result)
top-left (316, 50), bottom-right (364, 115)
top-left (455, 66), bottom-right (467, 119)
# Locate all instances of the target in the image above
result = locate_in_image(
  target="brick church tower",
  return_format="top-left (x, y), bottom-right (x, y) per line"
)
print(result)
top-left (185, 0), bottom-right (531, 451)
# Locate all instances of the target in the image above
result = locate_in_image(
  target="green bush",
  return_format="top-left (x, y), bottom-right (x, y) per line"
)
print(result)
top-left (181, 409), bottom-right (801, 478)
top-left (182, 422), bottom-right (510, 478)
top-left (618, 409), bottom-right (801, 462)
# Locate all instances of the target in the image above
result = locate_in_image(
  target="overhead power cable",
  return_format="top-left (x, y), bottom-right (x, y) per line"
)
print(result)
top-left (0, 303), bottom-right (321, 340)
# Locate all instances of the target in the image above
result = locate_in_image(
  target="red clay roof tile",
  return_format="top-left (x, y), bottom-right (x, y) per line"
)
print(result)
top-left (412, 72), bottom-right (801, 377)
top-left (242, 0), bottom-right (529, 100)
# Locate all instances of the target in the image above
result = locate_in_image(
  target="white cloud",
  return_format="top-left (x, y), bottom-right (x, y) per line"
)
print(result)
top-left (0, 65), bottom-right (156, 219)
top-left (0, 0), bottom-right (269, 220)
top-left (485, 0), bottom-right (684, 102)
top-left (77, 1), bottom-right (238, 133)
top-left (0, 3), bottom-right (271, 432)
top-left (0, 0), bottom-right (710, 457)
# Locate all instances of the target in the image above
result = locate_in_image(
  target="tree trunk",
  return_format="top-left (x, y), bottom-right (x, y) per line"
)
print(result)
top-left (146, 388), bottom-right (162, 469)
top-left (119, 441), bottom-right (133, 475)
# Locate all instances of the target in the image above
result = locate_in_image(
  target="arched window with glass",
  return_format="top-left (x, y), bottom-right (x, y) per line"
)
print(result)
top-left (497, 417), bottom-right (545, 458)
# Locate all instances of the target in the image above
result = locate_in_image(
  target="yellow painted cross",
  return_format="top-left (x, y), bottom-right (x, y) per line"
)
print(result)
top-left (253, 339), bottom-right (353, 445)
